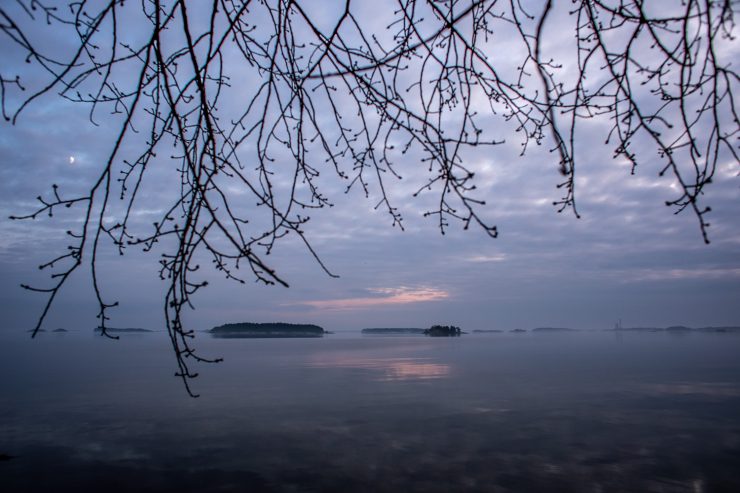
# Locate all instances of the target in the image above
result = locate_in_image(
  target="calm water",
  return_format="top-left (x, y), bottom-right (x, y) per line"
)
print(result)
top-left (2, 330), bottom-right (740, 492)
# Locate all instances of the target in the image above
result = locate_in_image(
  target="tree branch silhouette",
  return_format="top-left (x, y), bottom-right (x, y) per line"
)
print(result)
top-left (2, 0), bottom-right (737, 396)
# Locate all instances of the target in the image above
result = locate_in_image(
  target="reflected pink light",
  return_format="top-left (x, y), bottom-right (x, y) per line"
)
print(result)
top-left (296, 286), bottom-right (449, 311)
top-left (382, 361), bottom-right (450, 381)
top-left (307, 356), bottom-right (450, 381)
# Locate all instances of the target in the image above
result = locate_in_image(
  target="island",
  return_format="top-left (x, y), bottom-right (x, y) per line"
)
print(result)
top-left (695, 326), bottom-right (740, 333)
top-left (608, 325), bottom-right (740, 333)
top-left (608, 326), bottom-right (664, 332)
top-left (531, 327), bottom-right (577, 332)
top-left (510, 328), bottom-right (527, 333)
top-left (424, 325), bottom-right (462, 337)
top-left (93, 327), bottom-right (153, 333)
top-left (361, 328), bottom-right (426, 335)
top-left (665, 325), bottom-right (692, 332)
top-left (52, 328), bottom-right (68, 333)
top-left (209, 322), bottom-right (327, 338)
top-left (472, 329), bottom-right (503, 333)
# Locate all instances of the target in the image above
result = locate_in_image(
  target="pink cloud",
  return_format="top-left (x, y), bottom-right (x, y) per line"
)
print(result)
top-left (295, 286), bottom-right (449, 311)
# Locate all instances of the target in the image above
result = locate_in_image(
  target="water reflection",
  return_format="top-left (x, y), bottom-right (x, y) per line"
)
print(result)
top-left (306, 355), bottom-right (450, 381)
top-left (4, 331), bottom-right (740, 492)
top-left (640, 382), bottom-right (740, 397)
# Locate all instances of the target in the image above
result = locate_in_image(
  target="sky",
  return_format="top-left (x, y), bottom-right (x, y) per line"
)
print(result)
top-left (0, 0), bottom-right (738, 333)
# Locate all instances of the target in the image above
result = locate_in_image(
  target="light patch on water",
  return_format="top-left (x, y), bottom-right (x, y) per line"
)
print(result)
top-left (305, 355), bottom-right (450, 381)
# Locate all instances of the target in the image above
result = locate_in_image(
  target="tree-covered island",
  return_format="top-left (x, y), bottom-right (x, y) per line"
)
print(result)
top-left (424, 325), bottom-right (463, 337)
top-left (361, 328), bottom-right (426, 335)
top-left (209, 322), bottom-right (326, 338)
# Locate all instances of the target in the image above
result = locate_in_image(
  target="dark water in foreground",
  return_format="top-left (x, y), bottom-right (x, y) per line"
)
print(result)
top-left (2, 330), bottom-right (740, 492)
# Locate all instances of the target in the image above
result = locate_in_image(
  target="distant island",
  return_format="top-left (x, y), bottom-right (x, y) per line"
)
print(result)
top-left (93, 327), bottom-right (153, 333)
top-left (531, 327), bottom-right (578, 332)
top-left (472, 329), bottom-right (504, 333)
top-left (362, 328), bottom-right (426, 335)
top-left (510, 328), bottom-right (527, 333)
top-left (608, 325), bottom-right (740, 333)
top-left (424, 325), bottom-right (462, 337)
top-left (209, 322), bottom-right (326, 338)
top-left (52, 328), bottom-right (67, 333)
top-left (694, 326), bottom-right (740, 333)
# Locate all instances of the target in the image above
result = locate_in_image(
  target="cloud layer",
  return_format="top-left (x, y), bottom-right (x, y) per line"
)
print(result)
top-left (0, 1), bottom-right (738, 333)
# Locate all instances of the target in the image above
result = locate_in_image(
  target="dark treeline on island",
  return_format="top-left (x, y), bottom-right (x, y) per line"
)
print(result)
top-left (209, 322), bottom-right (326, 338)
top-left (93, 327), bottom-right (153, 333)
top-left (26, 326), bottom-right (153, 336)
top-left (362, 328), bottom-right (426, 335)
top-left (424, 325), bottom-right (463, 337)
top-left (531, 327), bottom-right (578, 332)
top-left (608, 325), bottom-right (740, 333)
top-left (461, 327), bottom-right (573, 334)
top-left (362, 326), bottom-right (463, 336)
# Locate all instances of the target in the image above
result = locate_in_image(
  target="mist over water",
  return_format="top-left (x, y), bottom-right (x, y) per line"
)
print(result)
top-left (2, 329), bottom-right (740, 492)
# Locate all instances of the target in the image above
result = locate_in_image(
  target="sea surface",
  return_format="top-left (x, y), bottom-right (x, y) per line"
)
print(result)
top-left (2, 329), bottom-right (740, 492)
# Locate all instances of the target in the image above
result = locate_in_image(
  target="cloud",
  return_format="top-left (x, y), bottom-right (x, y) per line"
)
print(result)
top-left (621, 267), bottom-right (740, 283)
top-left (292, 286), bottom-right (449, 311)
top-left (465, 254), bottom-right (507, 263)
top-left (0, 0), bottom-right (738, 333)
